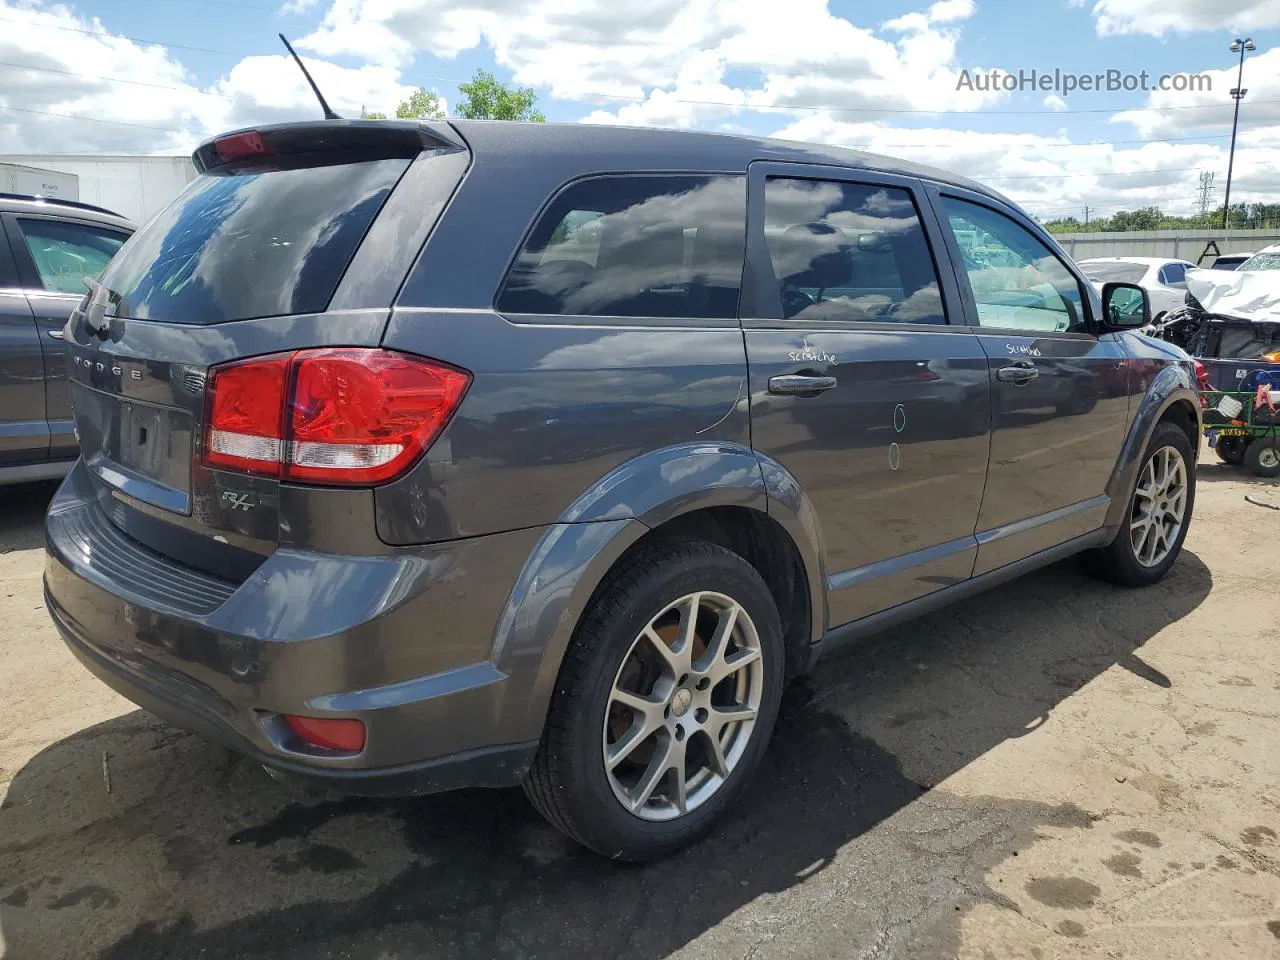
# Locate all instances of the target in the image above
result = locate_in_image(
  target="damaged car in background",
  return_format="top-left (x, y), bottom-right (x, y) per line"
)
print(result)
top-left (1150, 266), bottom-right (1280, 474)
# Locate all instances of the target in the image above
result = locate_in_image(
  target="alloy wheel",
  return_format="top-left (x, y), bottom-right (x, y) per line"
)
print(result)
top-left (1130, 445), bottom-right (1188, 568)
top-left (602, 591), bottom-right (764, 821)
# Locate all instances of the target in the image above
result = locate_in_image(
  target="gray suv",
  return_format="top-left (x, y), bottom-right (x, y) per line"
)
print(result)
top-left (43, 120), bottom-right (1199, 861)
top-left (0, 194), bottom-right (132, 484)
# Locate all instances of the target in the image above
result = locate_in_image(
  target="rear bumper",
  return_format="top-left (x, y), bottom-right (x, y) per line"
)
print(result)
top-left (44, 462), bottom-right (544, 794)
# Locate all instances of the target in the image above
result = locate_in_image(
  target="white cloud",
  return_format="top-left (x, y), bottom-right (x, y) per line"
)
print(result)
top-left (771, 113), bottom-right (1280, 219)
top-left (206, 56), bottom-right (417, 130)
top-left (883, 0), bottom-right (975, 31)
top-left (1110, 44), bottom-right (1280, 140)
top-left (1043, 94), bottom-right (1068, 111)
top-left (0, 1), bottom-right (211, 153)
top-left (300, 0), bottom-right (1004, 126)
top-left (1087, 0), bottom-right (1280, 36)
top-left (0, 2), bottom-right (414, 154)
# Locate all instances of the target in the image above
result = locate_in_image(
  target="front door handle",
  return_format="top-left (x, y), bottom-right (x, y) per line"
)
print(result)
top-left (768, 374), bottom-right (838, 396)
top-left (996, 362), bottom-right (1038, 384)
top-left (47, 329), bottom-right (65, 340)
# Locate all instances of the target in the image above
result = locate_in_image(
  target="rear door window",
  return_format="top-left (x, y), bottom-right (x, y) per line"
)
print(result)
top-left (1160, 262), bottom-right (1188, 286)
top-left (496, 175), bottom-right (746, 319)
top-left (762, 177), bottom-right (946, 323)
top-left (98, 158), bottom-right (410, 324)
top-left (16, 219), bottom-right (128, 295)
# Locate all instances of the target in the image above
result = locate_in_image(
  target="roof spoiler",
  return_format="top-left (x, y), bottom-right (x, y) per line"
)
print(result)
top-left (191, 120), bottom-right (464, 174)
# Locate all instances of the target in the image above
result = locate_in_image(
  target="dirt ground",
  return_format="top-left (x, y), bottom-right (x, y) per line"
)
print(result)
top-left (3, 447), bottom-right (1280, 960)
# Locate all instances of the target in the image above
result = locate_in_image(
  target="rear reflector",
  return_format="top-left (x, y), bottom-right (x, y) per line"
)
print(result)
top-left (213, 131), bottom-right (277, 164)
top-left (202, 348), bottom-right (471, 486)
top-left (283, 715), bottom-right (366, 752)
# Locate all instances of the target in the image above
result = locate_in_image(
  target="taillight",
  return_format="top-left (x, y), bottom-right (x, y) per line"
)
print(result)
top-left (203, 348), bottom-right (470, 486)
top-left (205, 355), bottom-right (289, 477)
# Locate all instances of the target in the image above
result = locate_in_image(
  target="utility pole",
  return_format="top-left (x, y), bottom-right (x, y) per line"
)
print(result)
top-left (1083, 205), bottom-right (1090, 229)
top-left (1223, 37), bottom-right (1254, 230)
top-left (1196, 170), bottom-right (1216, 225)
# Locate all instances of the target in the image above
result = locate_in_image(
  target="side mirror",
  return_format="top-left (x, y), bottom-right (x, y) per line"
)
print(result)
top-left (1101, 281), bottom-right (1150, 330)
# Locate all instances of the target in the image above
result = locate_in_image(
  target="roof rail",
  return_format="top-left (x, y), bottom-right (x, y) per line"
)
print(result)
top-left (0, 192), bottom-right (127, 220)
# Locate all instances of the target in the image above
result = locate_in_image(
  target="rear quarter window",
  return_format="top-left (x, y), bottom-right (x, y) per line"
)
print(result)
top-left (496, 174), bottom-right (746, 320)
top-left (98, 157), bottom-right (410, 324)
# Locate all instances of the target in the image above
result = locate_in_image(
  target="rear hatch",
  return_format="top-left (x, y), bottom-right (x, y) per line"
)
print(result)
top-left (65, 121), bottom-right (468, 584)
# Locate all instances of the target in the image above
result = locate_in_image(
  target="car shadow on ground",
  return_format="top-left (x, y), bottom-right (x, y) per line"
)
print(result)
top-left (0, 548), bottom-right (1213, 960)
top-left (0, 480), bottom-right (58, 552)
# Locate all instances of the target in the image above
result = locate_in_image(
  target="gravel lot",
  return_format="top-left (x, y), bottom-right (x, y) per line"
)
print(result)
top-left (4, 449), bottom-right (1280, 959)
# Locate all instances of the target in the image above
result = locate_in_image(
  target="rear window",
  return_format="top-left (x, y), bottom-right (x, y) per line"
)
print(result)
top-left (98, 158), bottom-right (409, 324)
top-left (497, 175), bottom-right (746, 320)
top-left (1079, 261), bottom-right (1147, 284)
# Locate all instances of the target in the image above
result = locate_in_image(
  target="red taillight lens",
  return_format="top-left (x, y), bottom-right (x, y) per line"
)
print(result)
top-left (283, 715), bottom-right (366, 752)
top-left (205, 354), bottom-right (289, 477)
top-left (288, 349), bottom-right (470, 485)
top-left (213, 131), bottom-right (276, 163)
top-left (202, 349), bottom-right (471, 486)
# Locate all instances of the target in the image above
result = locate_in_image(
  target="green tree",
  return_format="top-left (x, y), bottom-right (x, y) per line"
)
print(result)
top-left (455, 69), bottom-right (544, 122)
top-left (363, 87), bottom-right (446, 121)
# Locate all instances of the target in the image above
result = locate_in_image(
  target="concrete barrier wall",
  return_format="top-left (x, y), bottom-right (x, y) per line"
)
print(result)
top-left (1054, 229), bottom-right (1280, 263)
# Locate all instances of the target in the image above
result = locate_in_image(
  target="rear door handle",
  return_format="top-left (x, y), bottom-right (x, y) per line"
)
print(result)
top-left (47, 329), bottom-right (65, 340)
top-left (768, 374), bottom-right (838, 395)
top-left (996, 362), bottom-right (1038, 384)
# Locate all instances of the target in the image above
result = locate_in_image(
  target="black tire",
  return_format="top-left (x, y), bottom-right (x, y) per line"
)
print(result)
top-left (523, 538), bottom-right (785, 861)
top-left (1083, 422), bottom-right (1195, 587)
top-left (1245, 437), bottom-right (1280, 478)
top-left (1216, 435), bottom-right (1247, 465)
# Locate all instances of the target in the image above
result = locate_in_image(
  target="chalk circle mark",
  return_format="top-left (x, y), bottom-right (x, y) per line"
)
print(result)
top-left (893, 404), bottom-right (907, 433)
top-left (888, 442), bottom-right (901, 471)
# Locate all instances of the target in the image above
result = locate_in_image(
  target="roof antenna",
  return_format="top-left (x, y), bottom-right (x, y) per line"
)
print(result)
top-left (278, 33), bottom-right (340, 120)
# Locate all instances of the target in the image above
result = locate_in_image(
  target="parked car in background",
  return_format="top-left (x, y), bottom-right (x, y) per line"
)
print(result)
top-left (1210, 252), bottom-right (1254, 270)
top-left (1237, 244), bottom-right (1280, 271)
top-left (45, 120), bottom-right (1200, 862)
top-left (1077, 256), bottom-right (1195, 321)
top-left (0, 193), bottom-right (133, 485)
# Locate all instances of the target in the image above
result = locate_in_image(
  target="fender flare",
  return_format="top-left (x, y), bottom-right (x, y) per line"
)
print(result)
top-left (1102, 364), bottom-right (1200, 534)
top-left (486, 442), bottom-right (827, 742)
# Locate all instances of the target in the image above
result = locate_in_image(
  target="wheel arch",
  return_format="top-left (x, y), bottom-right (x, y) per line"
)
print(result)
top-left (490, 443), bottom-right (825, 744)
top-left (1103, 365), bottom-right (1201, 533)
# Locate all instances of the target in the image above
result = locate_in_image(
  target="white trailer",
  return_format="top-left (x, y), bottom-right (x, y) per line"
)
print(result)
top-left (0, 162), bottom-right (79, 204)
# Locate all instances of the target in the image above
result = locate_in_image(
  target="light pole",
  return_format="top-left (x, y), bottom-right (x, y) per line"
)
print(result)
top-left (1222, 36), bottom-right (1254, 230)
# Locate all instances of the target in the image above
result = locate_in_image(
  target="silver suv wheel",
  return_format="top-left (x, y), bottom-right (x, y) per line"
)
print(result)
top-left (1130, 444), bottom-right (1188, 568)
top-left (602, 591), bottom-right (764, 821)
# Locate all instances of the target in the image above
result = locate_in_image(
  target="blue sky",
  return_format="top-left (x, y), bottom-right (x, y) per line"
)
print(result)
top-left (3, 0), bottom-right (1280, 220)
